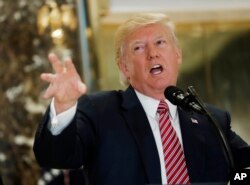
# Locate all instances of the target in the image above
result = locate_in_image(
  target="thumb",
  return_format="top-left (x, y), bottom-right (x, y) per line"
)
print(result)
top-left (43, 84), bottom-right (54, 99)
top-left (77, 81), bottom-right (87, 95)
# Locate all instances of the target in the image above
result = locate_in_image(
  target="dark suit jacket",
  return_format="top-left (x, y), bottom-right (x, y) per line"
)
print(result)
top-left (33, 86), bottom-right (250, 185)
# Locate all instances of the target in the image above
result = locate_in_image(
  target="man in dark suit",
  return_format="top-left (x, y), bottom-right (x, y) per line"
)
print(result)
top-left (33, 13), bottom-right (250, 185)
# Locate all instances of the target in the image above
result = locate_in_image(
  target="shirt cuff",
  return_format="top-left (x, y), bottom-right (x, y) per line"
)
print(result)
top-left (49, 98), bottom-right (77, 135)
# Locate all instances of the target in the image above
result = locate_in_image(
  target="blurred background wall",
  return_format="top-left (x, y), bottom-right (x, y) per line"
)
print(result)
top-left (0, 0), bottom-right (249, 184)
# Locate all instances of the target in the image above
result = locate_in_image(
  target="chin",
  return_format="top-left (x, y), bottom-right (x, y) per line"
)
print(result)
top-left (150, 84), bottom-right (167, 93)
top-left (153, 80), bottom-right (170, 88)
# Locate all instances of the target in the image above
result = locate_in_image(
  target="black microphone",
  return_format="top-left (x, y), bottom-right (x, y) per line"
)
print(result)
top-left (165, 85), bottom-right (235, 171)
top-left (164, 86), bottom-right (204, 114)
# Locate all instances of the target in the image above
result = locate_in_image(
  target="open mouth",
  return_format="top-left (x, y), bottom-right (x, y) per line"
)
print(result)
top-left (150, 64), bottom-right (163, 75)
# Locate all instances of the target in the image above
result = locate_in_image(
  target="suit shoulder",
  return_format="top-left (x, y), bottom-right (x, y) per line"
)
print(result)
top-left (78, 90), bottom-right (123, 107)
top-left (205, 103), bottom-right (227, 113)
top-left (90, 90), bottom-right (122, 102)
top-left (205, 103), bottom-right (231, 127)
top-left (205, 103), bottom-right (229, 116)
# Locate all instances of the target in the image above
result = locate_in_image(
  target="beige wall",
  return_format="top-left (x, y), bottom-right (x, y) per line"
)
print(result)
top-left (95, 21), bottom-right (250, 143)
top-left (96, 24), bottom-right (123, 90)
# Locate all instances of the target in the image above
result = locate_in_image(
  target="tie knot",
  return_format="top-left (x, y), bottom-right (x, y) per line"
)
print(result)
top-left (157, 100), bottom-right (169, 114)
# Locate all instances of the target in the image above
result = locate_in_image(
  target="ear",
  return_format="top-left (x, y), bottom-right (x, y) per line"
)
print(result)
top-left (118, 61), bottom-right (129, 78)
top-left (175, 47), bottom-right (182, 65)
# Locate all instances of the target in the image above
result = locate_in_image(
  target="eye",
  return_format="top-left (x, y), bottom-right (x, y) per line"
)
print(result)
top-left (133, 44), bottom-right (145, 53)
top-left (156, 39), bottom-right (167, 47)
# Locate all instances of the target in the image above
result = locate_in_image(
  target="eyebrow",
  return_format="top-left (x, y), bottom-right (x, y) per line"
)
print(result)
top-left (130, 40), bottom-right (145, 46)
top-left (155, 35), bottom-right (167, 40)
top-left (129, 34), bottom-right (168, 48)
top-left (128, 40), bottom-right (145, 50)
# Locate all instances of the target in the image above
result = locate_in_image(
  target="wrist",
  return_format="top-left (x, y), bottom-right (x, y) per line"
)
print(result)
top-left (54, 100), bottom-right (77, 114)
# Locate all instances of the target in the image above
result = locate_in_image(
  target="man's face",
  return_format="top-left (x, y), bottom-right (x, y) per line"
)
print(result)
top-left (119, 23), bottom-right (182, 100)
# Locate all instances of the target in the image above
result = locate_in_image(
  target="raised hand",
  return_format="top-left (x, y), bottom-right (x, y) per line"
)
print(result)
top-left (41, 53), bottom-right (87, 114)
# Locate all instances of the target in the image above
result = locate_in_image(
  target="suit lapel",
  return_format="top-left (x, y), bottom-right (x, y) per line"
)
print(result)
top-left (119, 86), bottom-right (209, 183)
top-left (178, 108), bottom-right (207, 182)
top-left (120, 86), bottom-right (161, 183)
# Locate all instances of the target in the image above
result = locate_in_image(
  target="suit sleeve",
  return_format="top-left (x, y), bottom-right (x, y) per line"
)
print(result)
top-left (33, 95), bottom-right (97, 169)
top-left (224, 112), bottom-right (250, 169)
top-left (209, 105), bottom-right (250, 169)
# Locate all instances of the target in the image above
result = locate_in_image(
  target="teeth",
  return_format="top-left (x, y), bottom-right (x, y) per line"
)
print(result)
top-left (150, 64), bottom-right (163, 75)
top-left (152, 64), bottom-right (161, 69)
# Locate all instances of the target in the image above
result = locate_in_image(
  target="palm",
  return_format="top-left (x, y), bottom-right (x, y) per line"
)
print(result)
top-left (41, 53), bottom-right (87, 113)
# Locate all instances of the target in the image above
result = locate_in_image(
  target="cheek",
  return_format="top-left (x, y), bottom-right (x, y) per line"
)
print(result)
top-left (168, 51), bottom-right (181, 68)
top-left (164, 54), bottom-right (181, 76)
top-left (125, 52), bottom-right (148, 76)
top-left (128, 57), bottom-right (143, 71)
top-left (171, 62), bottom-right (180, 75)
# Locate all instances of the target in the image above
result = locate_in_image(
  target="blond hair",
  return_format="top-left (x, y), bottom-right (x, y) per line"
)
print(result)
top-left (114, 13), bottom-right (177, 86)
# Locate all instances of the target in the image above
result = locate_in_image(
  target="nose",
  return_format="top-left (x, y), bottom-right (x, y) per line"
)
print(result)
top-left (147, 44), bottom-right (159, 60)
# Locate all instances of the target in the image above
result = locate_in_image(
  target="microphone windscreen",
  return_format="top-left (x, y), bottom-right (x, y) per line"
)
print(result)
top-left (164, 86), bottom-right (184, 105)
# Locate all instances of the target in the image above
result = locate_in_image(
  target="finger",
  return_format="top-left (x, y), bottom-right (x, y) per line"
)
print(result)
top-left (43, 84), bottom-right (54, 99)
top-left (40, 73), bottom-right (56, 83)
top-left (48, 53), bottom-right (64, 73)
top-left (64, 57), bottom-right (78, 74)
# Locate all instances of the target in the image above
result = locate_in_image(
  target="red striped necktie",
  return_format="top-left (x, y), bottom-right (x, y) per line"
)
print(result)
top-left (158, 100), bottom-right (190, 185)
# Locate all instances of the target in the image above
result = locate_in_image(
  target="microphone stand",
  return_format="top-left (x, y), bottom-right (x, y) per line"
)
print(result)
top-left (187, 86), bottom-right (235, 172)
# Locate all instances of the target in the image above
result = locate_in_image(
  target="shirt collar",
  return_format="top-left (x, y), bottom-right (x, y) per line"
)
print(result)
top-left (134, 90), bottom-right (178, 120)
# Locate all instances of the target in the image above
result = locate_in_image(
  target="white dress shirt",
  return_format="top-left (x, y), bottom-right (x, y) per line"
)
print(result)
top-left (48, 91), bottom-right (184, 184)
top-left (135, 90), bottom-right (184, 184)
top-left (49, 98), bottom-right (77, 135)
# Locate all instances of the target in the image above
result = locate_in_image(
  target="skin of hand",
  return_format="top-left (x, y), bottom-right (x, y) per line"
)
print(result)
top-left (41, 53), bottom-right (87, 114)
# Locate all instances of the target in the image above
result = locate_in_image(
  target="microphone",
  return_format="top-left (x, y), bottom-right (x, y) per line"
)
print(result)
top-left (164, 86), bottom-right (204, 114)
top-left (165, 85), bottom-right (235, 171)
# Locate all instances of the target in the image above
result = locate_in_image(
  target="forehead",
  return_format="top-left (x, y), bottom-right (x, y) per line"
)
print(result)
top-left (125, 23), bottom-right (171, 43)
